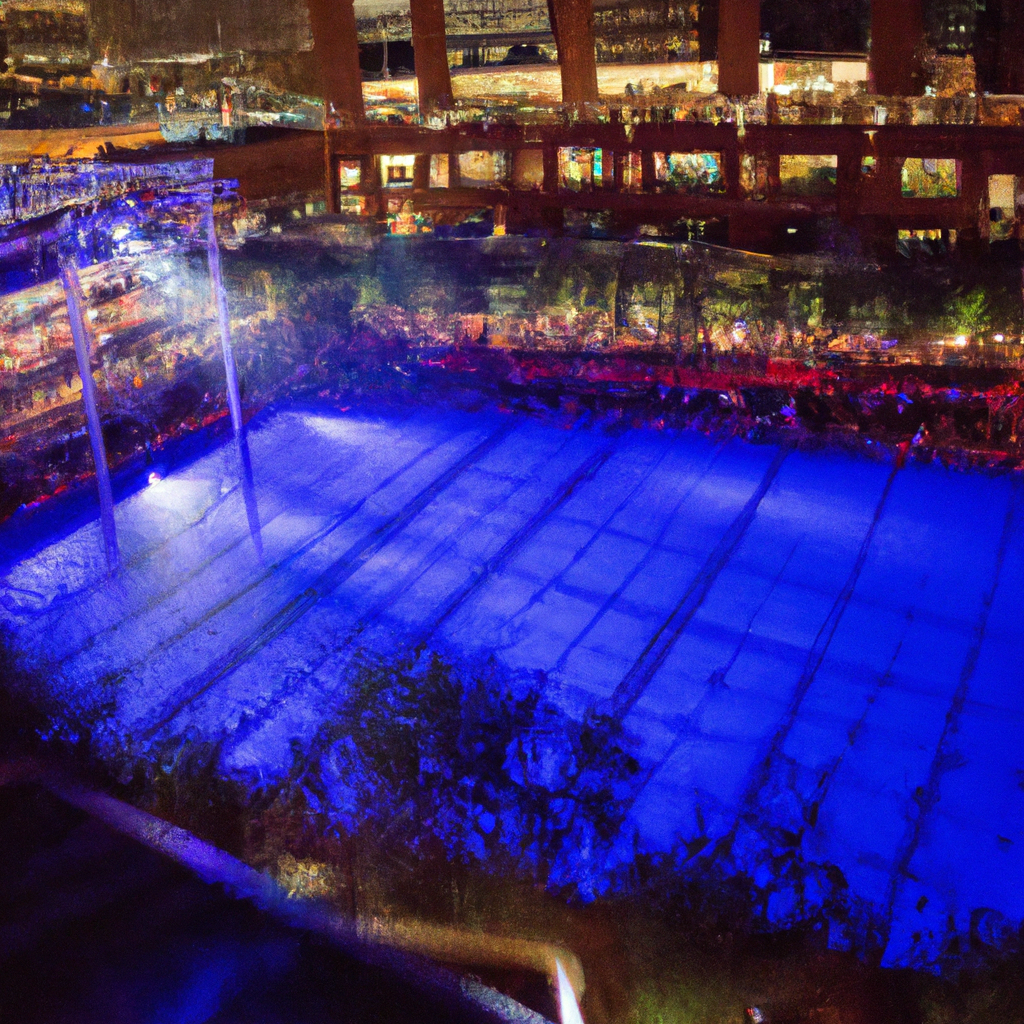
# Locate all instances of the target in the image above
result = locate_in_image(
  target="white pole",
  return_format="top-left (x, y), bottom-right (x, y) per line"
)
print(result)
top-left (203, 193), bottom-right (243, 435)
top-left (203, 188), bottom-right (261, 555)
top-left (58, 234), bottom-right (120, 572)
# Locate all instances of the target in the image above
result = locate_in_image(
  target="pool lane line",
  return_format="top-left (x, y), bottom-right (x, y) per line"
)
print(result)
top-left (550, 438), bottom-right (729, 676)
top-left (606, 442), bottom-right (793, 721)
top-left (57, 427), bottom-right (463, 692)
top-left (616, 536), bottom-right (802, 825)
top-left (492, 441), bottom-right (678, 648)
top-left (346, 429), bottom-right (594, 640)
top-left (878, 484), bottom-right (1019, 964)
top-left (20, 410), bottom-right (432, 660)
top-left (217, 427), bottom-right (590, 752)
top-left (141, 422), bottom-right (516, 739)
top-left (728, 455), bottom-right (902, 847)
top-left (415, 440), bottom-right (620, 645)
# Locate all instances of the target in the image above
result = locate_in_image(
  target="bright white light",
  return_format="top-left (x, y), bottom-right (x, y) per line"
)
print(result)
top-left (954, 334), bottom-right (968, 346)
top-left (994, 333), bottom-right (1005, 342)
top-left (306, 414), bottom-right (377, 442)
top-left (556, 959), bottom-right (585, 1024)
top-left (148, 471), bottom-right (162, 485)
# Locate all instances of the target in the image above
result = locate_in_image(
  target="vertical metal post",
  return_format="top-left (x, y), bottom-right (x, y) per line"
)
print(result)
top-left (203, 194), bottom-right (243, 436)
top-left (236, 429), bottom-right (264, 561)
top-left (204, 190), bottom-right (262, 557)
top-left (58, 240), bottom-right (120, 572)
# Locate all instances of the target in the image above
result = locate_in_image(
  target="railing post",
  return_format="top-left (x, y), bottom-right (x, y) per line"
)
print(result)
top-left (57, 227), bottom-right (119, 573)
top-left (237, 428), bottom-right (264, 561)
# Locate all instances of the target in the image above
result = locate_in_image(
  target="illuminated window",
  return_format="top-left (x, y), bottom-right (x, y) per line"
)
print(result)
top-left (901, 158), bottom-right (959, 198)
top-left (512, 149), bottom-right (544, 190)
top-left (740, 153), bottom-right (769, 199)
top-left (556, 148), bottom-right (613, 191)
top-left (429, 154), bottom-right (449, 188)
top-left (989, 174), bottom-right (1016, 241)
top-left (380, 154), bottom-right (415, 188)
top-left (457, 151), bottom-right (509, 187)
top-left (337, 159), bottom-right (361, 190)
top-left (779, 154), bottom-right (837, 196)
top-left (653, 151), bottom-right (724, 194)
top-left (619, 151), bottom-right (643, 192)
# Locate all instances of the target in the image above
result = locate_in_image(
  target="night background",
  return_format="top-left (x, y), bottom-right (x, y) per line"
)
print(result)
top-left (1, 0), bottom-right (1024, 1022)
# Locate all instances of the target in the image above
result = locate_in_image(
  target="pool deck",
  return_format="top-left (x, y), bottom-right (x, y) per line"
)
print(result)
top-left (2, 401), bottom-right (1023, 967)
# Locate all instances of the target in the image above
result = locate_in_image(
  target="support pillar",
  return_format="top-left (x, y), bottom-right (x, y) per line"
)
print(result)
top-left (697, 0), bottom-right (718, 62)
top-left (410, 0), bottom-right (453, 112)
top-left (306, 0), bottom-right (365, 121)
top-left (869, 0), bottom-right (924, 96)
top-left (976, 0), bottom-right (1024, 95)
top-left (58, 236), bottom-right (119, 573)
top-left (548, 0), bottom-right (599, 110)
top-left (716, 0), bottom-right (759, 96)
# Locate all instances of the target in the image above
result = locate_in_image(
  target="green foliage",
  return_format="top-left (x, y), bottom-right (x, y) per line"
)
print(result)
top-left (945, 286), bottom-right (992, 338)
top-left (282, 647), bottom-right (640, 890)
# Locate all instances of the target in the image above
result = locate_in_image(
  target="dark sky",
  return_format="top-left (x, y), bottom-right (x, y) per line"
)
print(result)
top-left (760, 0), bottom-right (870, 53)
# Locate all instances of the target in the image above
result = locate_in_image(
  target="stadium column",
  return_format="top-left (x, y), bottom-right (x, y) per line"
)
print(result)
top-left (716, 0), bottom-right (758, 96)
top-left (548, 0), bottom-right (599, 110)
top-left (306, 0), bottom-right (365, 121)
top-left (410, 0), bottom-right (454, 112)
top-left (869, 0), bottom-right (925, 96)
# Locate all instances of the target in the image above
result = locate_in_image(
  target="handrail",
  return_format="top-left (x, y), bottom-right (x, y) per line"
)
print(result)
top-left (1, 759), bottom-right (585, 1022)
